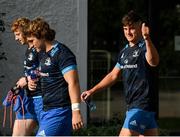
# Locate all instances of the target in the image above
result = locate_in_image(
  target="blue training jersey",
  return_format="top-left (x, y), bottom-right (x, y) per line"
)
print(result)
top-left (24, 47), bottom-right (41, 96)
top-left (39, 41), bottom-right (77, 111)
top-left (115, 40), bottom-right (158, 112)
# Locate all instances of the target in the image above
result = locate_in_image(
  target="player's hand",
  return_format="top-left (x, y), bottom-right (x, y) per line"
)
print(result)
top-left (72, 110), bottom-right (84, 130)
top-left (81, 90), bottom-right (91, 102)
top-left (16, 77), bottom-right (27, 88)
top-left (27, 76), bottom-right (37, 91)
top-left (142, 23), bottom-right (150, 40)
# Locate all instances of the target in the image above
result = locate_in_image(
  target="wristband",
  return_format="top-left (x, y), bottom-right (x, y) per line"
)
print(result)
top-left (71, 103), bottom-right (80, 111)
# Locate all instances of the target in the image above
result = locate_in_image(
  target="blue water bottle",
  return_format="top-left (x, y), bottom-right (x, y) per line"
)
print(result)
top-left (85, 100), bottom-right (96, 112)
top-left (29, 70), bottom-right (38, 91)
top-left (30, 70), bottom-right (38, 80)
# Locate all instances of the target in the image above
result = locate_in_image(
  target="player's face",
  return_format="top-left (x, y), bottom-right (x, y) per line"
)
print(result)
top-left (123, 22), bottom-right (141, 44)
top-left (26, 36), bottom-right (44, 52)
top-left (14, 30), bottom-right (26, 45)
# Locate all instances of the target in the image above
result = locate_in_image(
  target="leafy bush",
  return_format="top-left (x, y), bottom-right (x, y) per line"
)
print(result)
top-left (73, 117), bottom-right (180, 136)
top-left (73, 116), bottom-right (122, 136)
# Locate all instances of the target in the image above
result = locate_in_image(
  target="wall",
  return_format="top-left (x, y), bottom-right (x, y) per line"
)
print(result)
top-left (0, 0), bottom-right (87, 135)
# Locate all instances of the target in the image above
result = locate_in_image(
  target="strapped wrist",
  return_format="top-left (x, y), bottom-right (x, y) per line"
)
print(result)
top-left (71, 103), bottom-right (80, 111)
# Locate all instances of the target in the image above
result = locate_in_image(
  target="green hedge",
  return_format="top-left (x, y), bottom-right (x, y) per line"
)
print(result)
top-left (73, 117), bottom-right (180, 136)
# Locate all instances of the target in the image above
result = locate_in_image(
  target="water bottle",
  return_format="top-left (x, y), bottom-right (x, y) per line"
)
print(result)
top-left (85, 100), bottom-right (96, 112)
top-left (30, 70), bottom-right (38, 80)
top-left (29, 70), bottom-right (38, 91)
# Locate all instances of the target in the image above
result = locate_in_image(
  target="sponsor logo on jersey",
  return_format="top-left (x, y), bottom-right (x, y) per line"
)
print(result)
top-left (124, 59), bottom-right (128, 64)
top-left (38, 130), bottom-right (46, 136)
top-left (132, 50), bottom-right (139, 57)
top-left (24, 60), bottom-right (26, 65)
top-left (130, 120), bottom-right (137, 126)
top-left (28, 53), bottom-right (33, 61)
top-left (121, 53), bottom-right (124, 58)
top-left (45, 57), bottom-right (51, 66)
top-left (120, 64), bottom-right (138, 69)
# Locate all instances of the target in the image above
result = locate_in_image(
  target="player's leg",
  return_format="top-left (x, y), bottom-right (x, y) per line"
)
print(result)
top-left (120, 108), bottom-right (158, 136)
top-left (119, 108), bottom-right (153, 136)
top-left (32, 96), bottom-right (43, 123)
top-left (14, 96), bottom-right (43, 136)
top-left (12, 94), bottom-right (38, 136)
top-left (119, 128), bottom-right (140, 136)
top-left (12, 119), bottom-right (37, 136)
top-left (144, 128), bottom-right (158, 136)
top-left (144, 112), bottom-right (158, 136)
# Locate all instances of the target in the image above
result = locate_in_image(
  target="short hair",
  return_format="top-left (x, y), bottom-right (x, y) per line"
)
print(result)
top-left (26, 17), bottom-right (55, 41)
top-left (122, 10), bottom-right (142, 26)
top-left (11, 17), bottom-right (30, 34)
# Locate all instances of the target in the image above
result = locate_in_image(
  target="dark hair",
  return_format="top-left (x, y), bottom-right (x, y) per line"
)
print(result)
top-left (26, 17), bottom-right (55, 41)
top-left (122, 10), bottom-right (142, 26)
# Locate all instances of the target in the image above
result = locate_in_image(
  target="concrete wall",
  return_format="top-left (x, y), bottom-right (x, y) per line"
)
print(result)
top-left (0, 0), bottom-right (87, 135)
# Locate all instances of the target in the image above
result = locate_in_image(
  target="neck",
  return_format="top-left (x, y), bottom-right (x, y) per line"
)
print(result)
top-left (27, 43), bottom-right (33, 49)
top-left (129, 36), bottom-right (143, 47)
top-left (45, 41), bottom-right (53, 52)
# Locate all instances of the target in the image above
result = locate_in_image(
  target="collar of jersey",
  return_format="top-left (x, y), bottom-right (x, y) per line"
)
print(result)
top-left (52, 40), bottom-right (59, 48)
top-left (46, 40), bottom-right (59, 57)
top-left (126, 39), bottom-right (145, 49)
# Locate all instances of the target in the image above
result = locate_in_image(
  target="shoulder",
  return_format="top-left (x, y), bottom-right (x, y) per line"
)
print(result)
top-left (138, 40), bottom-right (146, 51)
top-left (59, 43), bottom-right (75, 54)
top-left (118, 44), bottom-right (129, 57)
top-left (56, 42), bottom-right (76, 58)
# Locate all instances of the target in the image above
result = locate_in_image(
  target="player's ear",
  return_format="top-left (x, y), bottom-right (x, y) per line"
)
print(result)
top-left (142, 20), bottom-right (150, 27)
top-left (137, 21), bottom-right (143, 28)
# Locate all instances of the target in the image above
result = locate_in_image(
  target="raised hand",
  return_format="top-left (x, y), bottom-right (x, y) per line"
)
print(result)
top-left (141, 23), bottom-right (150, 40)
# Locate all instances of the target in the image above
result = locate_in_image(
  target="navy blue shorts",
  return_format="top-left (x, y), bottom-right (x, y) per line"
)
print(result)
top-left (36, 107), bottom-right (72, 136)
top-left (122, 108), bottom-right (158, 134)
top-left (16, 95), bottom-right (43, 122)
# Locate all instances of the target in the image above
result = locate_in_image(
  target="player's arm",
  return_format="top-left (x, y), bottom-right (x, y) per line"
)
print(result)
top-left (81, 67), bottom-right (121, 101)
top-left (142, 23), bottom-right (159, 67)
top-left (64, 70), bottom-right (83, 130)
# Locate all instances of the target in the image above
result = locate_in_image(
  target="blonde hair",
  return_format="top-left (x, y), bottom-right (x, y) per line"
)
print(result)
top-left (11, 17), bottom-right (30, 34)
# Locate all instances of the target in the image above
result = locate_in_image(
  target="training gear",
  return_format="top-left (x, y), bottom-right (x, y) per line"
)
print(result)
top-left (36, 107), bottom-right (72, 136)
top-left (71, 103), bottom-right (80, 111)
top-left (39, 41), bottom-right (77, 111)
top-left (85, 100), bottom-right (96, 111)
top-left (122, 108), bottom-right (158, 134)
top-left (115, 39), bottom-right (158, 112)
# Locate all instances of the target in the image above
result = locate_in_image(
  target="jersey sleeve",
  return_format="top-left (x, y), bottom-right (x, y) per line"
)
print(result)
top-left (58, 48), bottom-right (77, 75)
top-left (115, 51), bottom-right (123, 70)
top-left (141, 41), bottom-right (149, 64)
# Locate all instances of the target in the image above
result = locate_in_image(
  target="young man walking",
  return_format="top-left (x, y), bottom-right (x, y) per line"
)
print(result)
top-left (81, 10), bottom-right (159, 136)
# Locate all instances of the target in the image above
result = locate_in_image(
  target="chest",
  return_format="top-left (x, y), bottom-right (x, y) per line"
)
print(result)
top-left (24, 49), bottom-right (38, 66)
top-left (120, 48), bottom-right (144, 66)
top-left (39, 54), bottom-right (59, 74)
